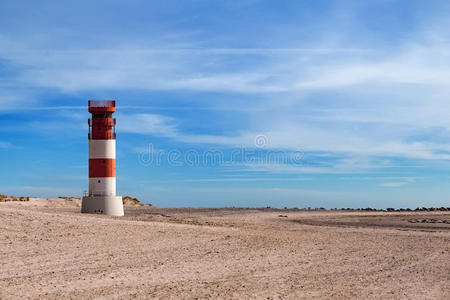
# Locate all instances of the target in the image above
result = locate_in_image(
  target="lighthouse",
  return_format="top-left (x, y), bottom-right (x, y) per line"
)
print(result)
top-left (81, 100), bottom-right (124, 216)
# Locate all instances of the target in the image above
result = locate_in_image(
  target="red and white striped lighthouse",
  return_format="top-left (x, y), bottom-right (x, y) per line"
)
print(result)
top-left (81, 100), bottom-right (124, 216)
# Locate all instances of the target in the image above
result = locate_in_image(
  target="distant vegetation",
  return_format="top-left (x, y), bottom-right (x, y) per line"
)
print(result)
top-left (1, 194), bottom-right (152, 205)
top-left (0, 194), bottom-right (29, 202)
top-left (122, 196), bottom-right (152, 206)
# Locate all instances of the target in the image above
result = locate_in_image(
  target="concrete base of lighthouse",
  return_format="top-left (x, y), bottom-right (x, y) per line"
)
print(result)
top-left (81, 195), bottom-right (124, 216)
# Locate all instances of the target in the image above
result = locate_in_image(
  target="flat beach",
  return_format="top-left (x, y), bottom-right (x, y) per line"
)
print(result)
top-left (1, 199), bottom-right (449, 299)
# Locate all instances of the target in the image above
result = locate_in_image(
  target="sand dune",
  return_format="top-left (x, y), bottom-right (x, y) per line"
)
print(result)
top-left (1, 199), bottom-right (449, 299)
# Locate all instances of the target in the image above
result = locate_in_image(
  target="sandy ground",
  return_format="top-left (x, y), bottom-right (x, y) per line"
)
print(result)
top-left (0, 199), bottom-right (449, 299)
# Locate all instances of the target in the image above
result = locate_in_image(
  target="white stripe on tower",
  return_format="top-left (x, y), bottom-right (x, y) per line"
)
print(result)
top-left (89, 139), bottom-right (116, 159)
top-left (89, 178), bottom-right (116, 196)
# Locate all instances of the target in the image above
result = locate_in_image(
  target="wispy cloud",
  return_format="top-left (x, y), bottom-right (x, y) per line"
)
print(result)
top-left (120, 113), bottom-right (178, 137)
top-left (146, 177), bottom-right (312, 183)
top-left (1, 29), bottom-right (450, 94)
top-left (119, 112), bottom-right (450, 162)
top-left (0, 141), bottom-right (15, 149)
top-left (378, 182), bottom-right (409, 188)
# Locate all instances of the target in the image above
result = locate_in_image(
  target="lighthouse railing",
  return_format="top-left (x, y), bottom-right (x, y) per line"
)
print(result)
top-left (88, 100), bottom-right (115, 108)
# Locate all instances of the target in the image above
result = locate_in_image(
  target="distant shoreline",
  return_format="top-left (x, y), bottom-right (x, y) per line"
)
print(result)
top-left (1, 194), bottom-right (449, 212)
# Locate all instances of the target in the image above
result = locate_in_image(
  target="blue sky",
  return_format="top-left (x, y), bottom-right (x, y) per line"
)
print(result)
top-left (1, 0), bottom-right (450, 208)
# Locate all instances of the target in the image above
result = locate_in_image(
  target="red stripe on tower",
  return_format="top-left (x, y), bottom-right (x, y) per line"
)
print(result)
top-left (88, 159), bottom-right (116, 177)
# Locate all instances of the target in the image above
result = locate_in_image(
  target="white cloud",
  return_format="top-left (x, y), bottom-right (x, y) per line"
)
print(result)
top-left (0, 89), bottom-right (37, 111)
top-left (378, 182), bottom-right (409, 188)
top-left (149, 177), bottom-right (312, 183)
top-left (119, 113), bottom-right (178, 137)
top-left (0, 141), bottom-right (14, 149)
top-left (118, 110), bottom-right (450, 163)
top-left (2, 8), bottom-right (450, 170)
top-left (2, 30), bottom-right (450, 95)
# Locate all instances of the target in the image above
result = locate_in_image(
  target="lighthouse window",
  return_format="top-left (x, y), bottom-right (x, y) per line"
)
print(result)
top-left (93, 113), bottom-right (112, 118)
top-left (98, 180), bottom-right (101, 183)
